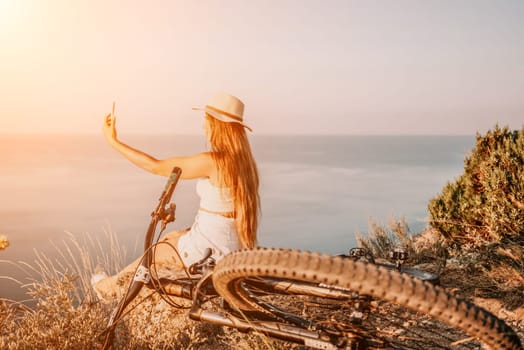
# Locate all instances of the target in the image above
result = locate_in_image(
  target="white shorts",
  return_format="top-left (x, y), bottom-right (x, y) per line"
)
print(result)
top-left (177, 211), bottom-right (241, 267)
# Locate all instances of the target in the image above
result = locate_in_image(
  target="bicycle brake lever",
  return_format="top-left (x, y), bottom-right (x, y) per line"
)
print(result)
top-left (160, 203), bottom-right (176, 231)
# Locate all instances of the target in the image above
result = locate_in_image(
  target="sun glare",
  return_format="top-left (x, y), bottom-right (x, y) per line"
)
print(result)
top-left (0, 0), bottom-right (23, 28)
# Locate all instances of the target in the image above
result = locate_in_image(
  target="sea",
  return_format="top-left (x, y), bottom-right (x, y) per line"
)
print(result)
top-left (0, 134), bottom-right (474, 302)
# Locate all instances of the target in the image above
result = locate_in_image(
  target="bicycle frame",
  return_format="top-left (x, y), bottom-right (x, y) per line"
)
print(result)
top-left (101, 166), bottom-right (362, 350)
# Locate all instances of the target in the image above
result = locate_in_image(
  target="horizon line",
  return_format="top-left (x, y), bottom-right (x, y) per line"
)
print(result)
top-left (0, 131), bottom-right (477, 137)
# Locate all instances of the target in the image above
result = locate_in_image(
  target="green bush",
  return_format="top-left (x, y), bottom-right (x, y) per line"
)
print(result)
top-left (428, 125), bottom-right (524, 246)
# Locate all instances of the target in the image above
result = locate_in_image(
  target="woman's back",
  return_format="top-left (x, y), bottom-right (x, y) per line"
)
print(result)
top-left (196, 178), bottom-right (234, 213)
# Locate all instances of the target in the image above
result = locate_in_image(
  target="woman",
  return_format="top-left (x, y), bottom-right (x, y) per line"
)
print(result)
top-left (94, 92), bottom-right (260, 300)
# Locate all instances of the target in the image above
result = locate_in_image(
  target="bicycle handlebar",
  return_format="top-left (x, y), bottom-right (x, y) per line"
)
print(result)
top-left (143, 167), bottom-right (182, 266)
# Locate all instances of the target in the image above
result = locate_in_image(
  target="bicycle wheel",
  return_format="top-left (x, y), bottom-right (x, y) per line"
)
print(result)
top-left (213, 248), bottom-right (522, 350)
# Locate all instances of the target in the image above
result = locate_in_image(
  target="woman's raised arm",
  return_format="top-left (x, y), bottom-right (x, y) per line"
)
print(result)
top-left (102, 113), bottom-right (213, 179)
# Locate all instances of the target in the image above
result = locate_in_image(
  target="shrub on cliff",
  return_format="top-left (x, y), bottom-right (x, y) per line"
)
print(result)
top-left (428, 125), bottom-right (524, 246)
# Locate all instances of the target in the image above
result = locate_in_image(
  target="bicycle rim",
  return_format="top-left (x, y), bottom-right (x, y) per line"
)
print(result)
top-left (213, 248), bottom-right (522, 350)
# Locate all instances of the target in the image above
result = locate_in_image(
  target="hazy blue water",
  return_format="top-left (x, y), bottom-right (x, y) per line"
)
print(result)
top-left (0, 134), bottom-right (474, 301)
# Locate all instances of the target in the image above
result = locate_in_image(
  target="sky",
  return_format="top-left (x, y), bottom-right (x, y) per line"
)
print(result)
top-left (0, 0), bottom-right (523, 135)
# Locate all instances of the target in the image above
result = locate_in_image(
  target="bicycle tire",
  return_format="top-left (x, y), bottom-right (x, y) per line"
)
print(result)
top-left (213, 248), bottom-right (522, 350)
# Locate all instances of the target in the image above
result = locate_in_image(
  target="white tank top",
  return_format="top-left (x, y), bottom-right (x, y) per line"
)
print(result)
top-left (196, 178), bottom-right (234, 212)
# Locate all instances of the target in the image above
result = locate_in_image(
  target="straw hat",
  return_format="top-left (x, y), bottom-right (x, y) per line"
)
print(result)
top-left (193, 92), bottom-right (252, 132)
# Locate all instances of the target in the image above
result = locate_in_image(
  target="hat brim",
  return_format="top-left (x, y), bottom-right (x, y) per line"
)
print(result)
top-left (192, 107), bottom-right (253, 132)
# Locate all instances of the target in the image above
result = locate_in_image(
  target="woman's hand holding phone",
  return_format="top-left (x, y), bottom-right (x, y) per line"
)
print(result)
top-left (103, 101), bottom-right (117, 142)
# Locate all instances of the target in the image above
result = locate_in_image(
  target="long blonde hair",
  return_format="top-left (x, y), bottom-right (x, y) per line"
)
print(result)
top-left (206, 114), bottom-right (260, 249)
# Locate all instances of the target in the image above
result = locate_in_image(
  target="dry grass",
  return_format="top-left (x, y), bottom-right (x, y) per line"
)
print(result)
top-left (0, 229), bottom-right (123, 349)
top-left (1, 276), bottom-right (108, 349)
top-left (357, 217), bottom-right (448, 268)
top-left (441, 239), bottom-right (524, 310)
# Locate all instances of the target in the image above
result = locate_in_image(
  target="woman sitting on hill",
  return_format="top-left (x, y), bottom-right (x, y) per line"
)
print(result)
top-left (94, 93), bottom-right (260, 299)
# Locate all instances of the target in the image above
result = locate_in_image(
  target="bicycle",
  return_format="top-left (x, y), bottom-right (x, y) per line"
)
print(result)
top-left (100, 167), bottom-right (523, 350)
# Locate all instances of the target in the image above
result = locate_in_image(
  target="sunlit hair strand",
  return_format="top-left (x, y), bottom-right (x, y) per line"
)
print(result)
top-left (206, 114), bottom-right (260, 249)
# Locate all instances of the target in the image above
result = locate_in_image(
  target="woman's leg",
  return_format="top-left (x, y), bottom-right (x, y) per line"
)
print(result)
top-left (93, 229), bottom-right (188, 300)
